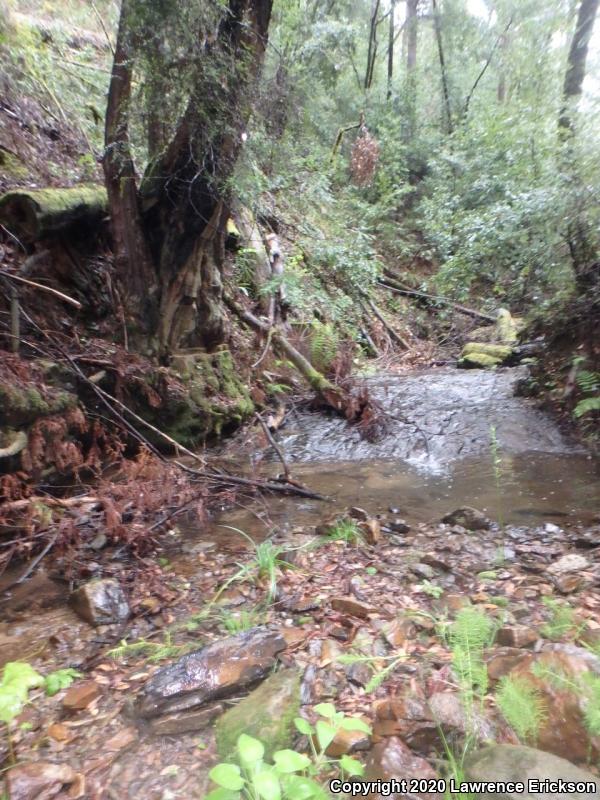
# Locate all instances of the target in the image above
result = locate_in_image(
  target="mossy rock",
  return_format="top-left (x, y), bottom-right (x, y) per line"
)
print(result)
top-left (459, 342), bottom-right (513, 369)
top-left (215, 669), bottom-right (301, 761)
top-left (0, 381), bottom-right (77, 426)
top-left (141, 348), bottom-right (254, 447)
top-left (495, 308), bottom-right (519, 344)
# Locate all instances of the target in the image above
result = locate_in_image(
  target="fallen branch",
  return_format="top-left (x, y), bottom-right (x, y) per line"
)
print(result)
top-left (379, 273), bottom-right (495, 323)
top-left (366, 297), bottom-right (411, 349)
top-left (225, 295), bottom-right (352, 414)
top-left (255, 413), bottom-right (291, 480)
top-left (0, 271), bottom-right (82, 309)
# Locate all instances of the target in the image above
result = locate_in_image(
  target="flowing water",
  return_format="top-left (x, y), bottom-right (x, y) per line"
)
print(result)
top-left (208, 367), bottom-right (600, 540)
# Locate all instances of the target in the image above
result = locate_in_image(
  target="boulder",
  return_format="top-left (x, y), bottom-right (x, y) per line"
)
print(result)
top-left (136, 626), bottom-right (286, 719)
top-left (441, 507), bottom-right (491, 531)
top-left (495, 626), bottom-right (538, 649)
top-left (464, 744), bottom-right (599, 799)
top-left (547, 554), bottom-right (590, 576)
top-left (69, 578), bottom-right (130, 626)
top-left (495, 309), bottom-right (519, 344)
top-left (5, 761), bottom-right (78, 800)
top-left (62, 680), bottom-right (101, 711)
top-left (215, 669), bottom-right (300, 759)
top-left (459, 343), bottom-right (512, 369)
top-left (331, 597), bottom-right (379, 619)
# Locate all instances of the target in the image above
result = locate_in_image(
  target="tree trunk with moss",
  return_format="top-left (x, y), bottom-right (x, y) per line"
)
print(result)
top-left (103, 0), bottom-right (273, 356)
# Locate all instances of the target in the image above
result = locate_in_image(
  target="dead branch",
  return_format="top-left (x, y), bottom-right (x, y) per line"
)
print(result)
top-left (0, 271), bottom-right (82, 309)
top-left (255, 413), bottom-right (291, 480)
top-left (379, 273), bottom-right (495, 322)
top-left (366, 297), bottom-right (411, 349)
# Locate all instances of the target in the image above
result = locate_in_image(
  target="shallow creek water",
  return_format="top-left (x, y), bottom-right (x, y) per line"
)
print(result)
top-left (207, 367), bottom-right (600, 541)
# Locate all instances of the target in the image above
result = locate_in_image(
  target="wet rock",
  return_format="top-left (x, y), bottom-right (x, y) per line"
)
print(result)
top-left (509, 649), bottom-right (600, 763)
top-left (485, 648), bottom-right (530, 682)
top-left (388, 519), bottom-right (410, 534)
top-left (464, 744), bottom-right (599, 799)
top-left (331, 597), bottom-right (378, 619)
top-left (364, 737), bottom-right (441, 799)
top-left (69, 578), bottom-right (130, 626)
top-left (349, 506), bottom-right (369, 521)
top-left (411, 563), bottom-right (435, 580)
top-left (215, 669), bottom-right (300, 759)
top-left (326, 724), bottom-right (371, 757)
top-left (547, 554), bottom-right (590, 576)
top-left (553, 573), bottom-right (586, 594)
top-left (62, 681), bottom-right (101, 711)
top-left (382, 617), bottom-right (417, 648)
top-left (136, 626), bottom-right (286, 718)
top-left (149, 704), bottom-right (222, 736)
top-left (495, 625), bottom-right (538, 649)
top-left (104, 727), bottom-right (138, 751)
top-left (428, 692), bottom-right (495, 744)
top-left (347, 662), bottom-right (372, 687)
top-left (5, 761), bottom-right (78, 800)
top-left (441, 507), bottom-right (491, 531)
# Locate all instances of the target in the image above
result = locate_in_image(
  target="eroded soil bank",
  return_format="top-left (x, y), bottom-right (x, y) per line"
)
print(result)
top-left (1, 366), bottom-right (600, 799)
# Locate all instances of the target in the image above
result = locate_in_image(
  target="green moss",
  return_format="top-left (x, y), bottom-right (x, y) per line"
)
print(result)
top-left (0, 150), bottom-right (29, 180)
top-left (215, 670), bottom-right (301, 761)
top-left (462, 343), bottom-right (513, 359)
top-left (0, 381), bottom-right (77, 426)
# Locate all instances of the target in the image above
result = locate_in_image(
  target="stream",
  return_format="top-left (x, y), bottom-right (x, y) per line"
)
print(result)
top-left (209, 367), bottom-right (600, 540)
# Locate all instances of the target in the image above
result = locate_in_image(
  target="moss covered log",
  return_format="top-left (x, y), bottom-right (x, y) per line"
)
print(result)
top-left (0, 185), bottom-right (107, 242)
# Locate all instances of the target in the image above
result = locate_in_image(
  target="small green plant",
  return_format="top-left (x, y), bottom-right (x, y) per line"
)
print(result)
top-left (219, 607), bottom-right (265, 634)
top-left (540, 597), bottom-right (580, 640)
top-left (326, 519), bottom-right (363, 546)
top-left (530, 661), bottom-right (600, 739)
top-left (573, 368), bottom-right (600, 419)
top-left (337, 652), bottom-right (407, 693)
top-left (443, 607), bottom-right (497, 728)
top-left (496, 675), bottom-right (547, 744)
top-left (206, 704), bottom-right (369, 799)
top-left (417, 580), bottom-right (444, 598)
top-left (309, 319), bottom-right (339, 373)
top-left (107, 631), bottom-right (197, 663)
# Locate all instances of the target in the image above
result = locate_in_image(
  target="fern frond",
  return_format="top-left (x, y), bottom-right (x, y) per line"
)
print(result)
top-left (496, 675), bottom-right (546, 743)
top-left (574, 397), bottom-right (600, 418)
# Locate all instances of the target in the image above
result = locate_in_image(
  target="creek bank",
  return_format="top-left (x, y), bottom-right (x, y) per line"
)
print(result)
top-left (3, 499), bottom-right (600, 798)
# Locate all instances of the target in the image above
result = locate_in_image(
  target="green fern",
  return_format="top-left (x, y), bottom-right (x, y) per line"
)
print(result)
top-left (576, 370), bottom-right (600, 395)
top-left (496, 675), bottom-right (546, 744)
top-left (574, 396), bottom-right (600, 418)
top-left (309, 319), bottom-right (339, 372)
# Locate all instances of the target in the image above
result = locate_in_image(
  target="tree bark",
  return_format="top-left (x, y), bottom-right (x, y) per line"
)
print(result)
top-left (102, 0), bottom-right (156, 315)
top-left (387, 0), bottom-right (396, 100)
top-left (364, 0), bottom-right (381, 89)
top-left (103, 0), bottom-right (273, 356)
top-left (559, 0), bottom-right (599, 132)
top-left (432, 0), bottom-right (453, 134)
top-left (401, 0), bottom-right (419, 142)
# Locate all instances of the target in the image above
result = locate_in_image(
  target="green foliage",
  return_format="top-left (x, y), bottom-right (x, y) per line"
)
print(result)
top-left (219, 607), bottom-right (265, 635)
top-left (443, 607), bottom-right (497, 724)
top-left (44, 668), bottom-right (81, 697)
top-left (540, 597), bottom-right (580, 640)
top-left (326, 519), bottom-right (363, 546)
top-left (0, 662), bottom-right (44, 725)
top-left (417, 580), bottom-right (444, 598)
top-left (207, 705), bottom-right (368, 799)
top-left (309, 320), bottom-right (340, 374)
top-left (0, 662), bottom-right (81, 725)
top-left (496, 675), bottom-right (547, 744)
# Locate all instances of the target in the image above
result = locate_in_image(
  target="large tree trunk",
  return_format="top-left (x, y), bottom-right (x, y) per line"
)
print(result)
top-left (401, 0), bottom-right (419, 141)
top-left (432, 0), bottom-right (453, 135)
top-left (102, 0), bottom-right (156, 318)
top-left (104, 0), bottom-right (273, 357)
top-left (559, 0), bottom-right (599, 132)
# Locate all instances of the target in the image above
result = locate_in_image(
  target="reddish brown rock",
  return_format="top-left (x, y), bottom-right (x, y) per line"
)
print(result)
top-left (149, 704), bottom-right (222, 736)
top-left (358, 518), bottom-right (381, 545)
top-left (104, 727), bottom-right (138, 751)
top-left (441, 507), bottom-right (490, 531)
top-left (325, 724), bottom-right (371, 757)
top-left (486, 648), bottom-right (530, 682)
top-left (5, 762), bottom-right (78, 800)
top-left (62, 681), bottom-right (101, 711)
top-left (136, 626), bottom-right (286, 718)
top-left (331, 597), bottom-right (378, 619)
top-left (365, 737), bottom-right (442, 799)
top-left (495, 625), bottom-right (538, 649)
top-left (382, 618), bottom-right (416, 648)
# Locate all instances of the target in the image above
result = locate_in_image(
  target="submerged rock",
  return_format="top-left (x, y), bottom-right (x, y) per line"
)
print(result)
top-left (215, 669), bottom-right (300, 759)
top-left (441, 507), bottom-right (491, 531)
top-left (5, 761), bottom-right (78, 800)
top-left (136, 626), bottom-right (286, 719)
top-left (464, 744), bottom-right (599, 799)
top-left (69, 578), bottom-right (130, 626)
